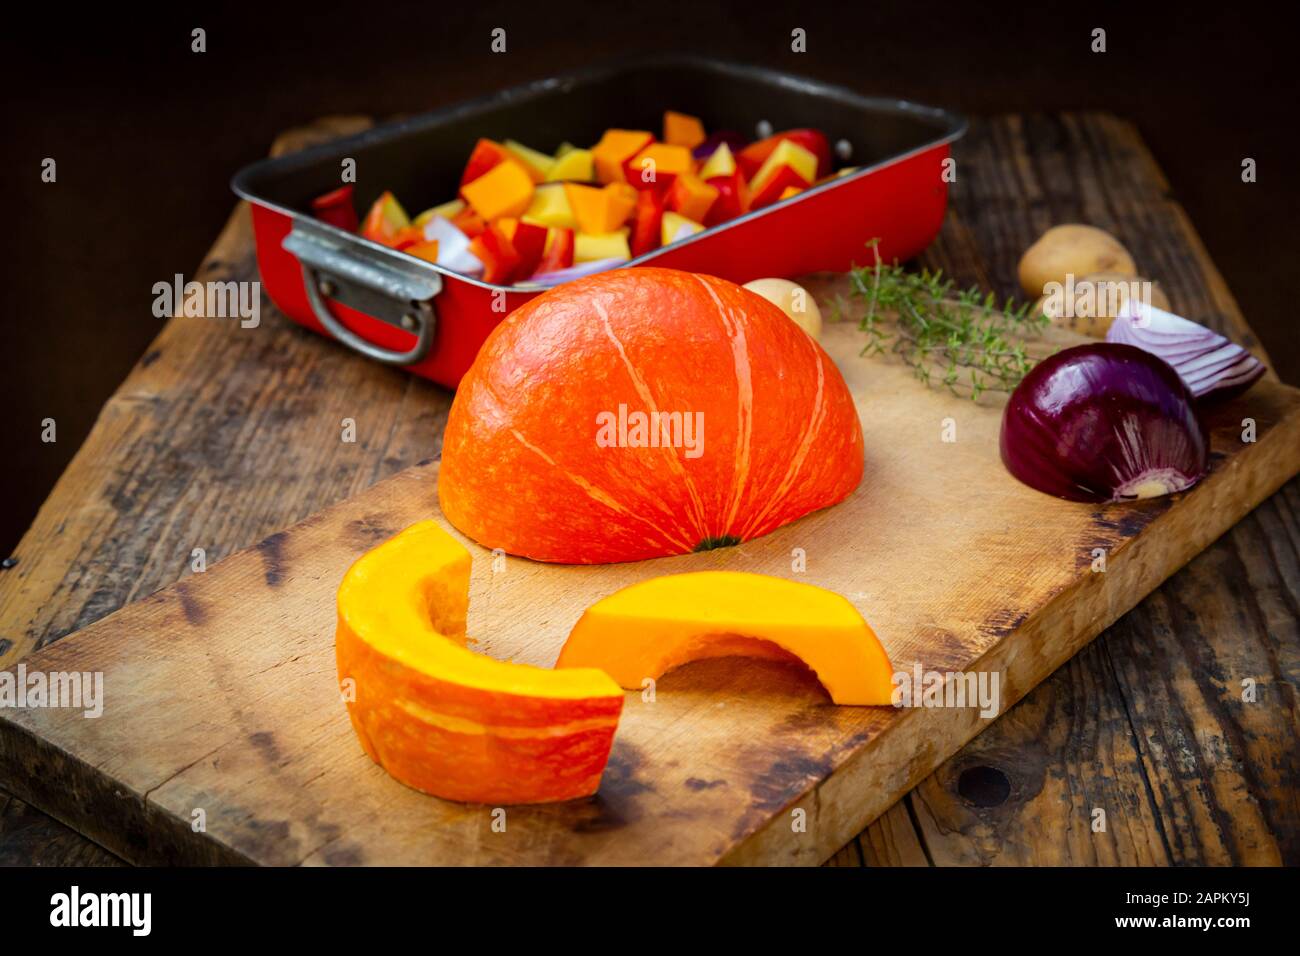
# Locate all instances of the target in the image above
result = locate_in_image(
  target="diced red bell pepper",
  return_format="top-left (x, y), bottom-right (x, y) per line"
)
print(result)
top-left (391, 225), bottom-right (427, 250)
top-left (460, 139), bottom-right (514, 188)
top-left (704, 172), bottom-right (749, 226)
top-left (737, 129), bottom-right (832, 180)
top-left (311, 185), bottom-right (358, 232)
top-left (630, 189), bottom-right (666, 258)
top-left (360, 191), bottom-right (409, 246)
top-left (624, 143), bottom-right (693, 194)
top-left (535, 227), bottom-right (575, 275)
top-left (504, 220), bottom-right (548, 278)
top-left (749, 165), bottom-right (812, 210)
top-left (468, 226), bottom-right (522, 284)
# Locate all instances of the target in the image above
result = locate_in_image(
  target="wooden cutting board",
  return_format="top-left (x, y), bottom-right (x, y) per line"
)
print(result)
top-left (3, 296), bottom-right (1298, 866)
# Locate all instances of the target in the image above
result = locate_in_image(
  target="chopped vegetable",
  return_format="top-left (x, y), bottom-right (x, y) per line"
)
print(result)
top-left (574, 229), bottom-right (630, 263)
top-left (660, 211), bottom-right (703, 246)
top-left (311, 185), bottom-right (358, 232)
top-left (564, 182), bottom-right (636, 234)
top-left (1000, 343), bottom-right (1209, 503)
top-left (461, 160), bottom-right (534, 221)
top-left (592, 129), bottom-right (654, 184)
top-left (1106, 301), bottom-right (1265, 400)
top-left (323, 111), bottom-right (841, 286)
top-left (360, 191), bottom-right (408, 245)
top-left (546, 147), bottom-right (594, 182)
top-left (663, 110), bottom-right (706, 149)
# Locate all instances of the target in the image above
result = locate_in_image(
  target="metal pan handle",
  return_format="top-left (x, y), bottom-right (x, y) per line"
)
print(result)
top-left (283, 219), bottom-right (442, 366)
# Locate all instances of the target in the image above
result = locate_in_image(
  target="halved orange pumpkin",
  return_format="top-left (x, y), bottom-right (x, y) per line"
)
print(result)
top-left (335, 521), bottom-right (625, 804)
top-left (556, 571), bottom-right (895, 705)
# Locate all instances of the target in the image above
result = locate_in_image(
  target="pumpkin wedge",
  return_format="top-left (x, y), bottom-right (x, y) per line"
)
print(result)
top-left (336, 521), bottom-right (624, 804)
top-left (556, 572), bottom-right (895, 705)
top-left (439, 268), bottom-right (864, 564)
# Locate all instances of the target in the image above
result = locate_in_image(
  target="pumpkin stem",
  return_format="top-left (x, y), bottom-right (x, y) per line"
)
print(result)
top-left (694, 535), bottom-right (742, 552)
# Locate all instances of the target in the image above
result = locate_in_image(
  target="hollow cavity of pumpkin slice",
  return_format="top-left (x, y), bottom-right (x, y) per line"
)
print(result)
top-left (557, 571), bottom-right (896, 706)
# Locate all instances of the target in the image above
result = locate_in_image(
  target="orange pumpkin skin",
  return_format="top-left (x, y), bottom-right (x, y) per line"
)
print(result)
top-left (335, 521), bottom-right (624, 804)
top-left (439, 268), bottom-right (864, 564)
top-left (338, 631), bottom-right (623, 803)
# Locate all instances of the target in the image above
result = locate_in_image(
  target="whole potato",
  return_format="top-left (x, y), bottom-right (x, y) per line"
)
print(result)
top-left (742, 278), bottom-right (823, 339)
top-left (1018, 224), bottom-right (1137, 298)
top-left (1032, 272), bottom-right (1170, 337)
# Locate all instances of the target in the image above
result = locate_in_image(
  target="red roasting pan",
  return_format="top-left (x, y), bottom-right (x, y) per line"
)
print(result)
top-left (232, 55), bottom-right (966, 388)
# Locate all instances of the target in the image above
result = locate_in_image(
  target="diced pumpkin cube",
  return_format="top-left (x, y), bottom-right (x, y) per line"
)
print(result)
top-left (627, 143), bottom-right (693, 189)
top-left (661, 211), bottom-right (704, 246)
top-left (462, 161), bottom-right (535, 221)
top-left (748, 139), bottom-right (817, 197)
top-left (525, 183), bottom-right (577, 229)
top-left (460, 139), bottom-right (514, 187)
top-left (413, 199), bottom-right (465, 229)
top-left (698, 141), bottom-right (736, 181)
top-left (604, 183), bottom-right (638, 229)
top-left (663, 110), bottom-right (706, 149)
top-left (564, 182), bottom-right (637, 234)
top-left (546, 147), bottom-right (595, 182)
top-left (592, 129), bottom-right (654, 184)
top-left (361, 191), bottom-right (410, 245)
top-left (405, 240), bottom-right (440, 263)
top-left (667, 173), bottom-right (718, 224)
top-left (574, 229), bottom-right (631, 263)
top-left (503, 140), bottom-right (555, 182)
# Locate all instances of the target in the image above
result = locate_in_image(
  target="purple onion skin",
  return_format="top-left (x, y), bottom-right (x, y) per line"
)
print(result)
top-left (692, 131), bottom-right (747, 161)
top-left (1000, 343), bottom-right (1210, 503)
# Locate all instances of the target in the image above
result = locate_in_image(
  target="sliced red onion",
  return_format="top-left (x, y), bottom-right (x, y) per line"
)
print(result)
top-left (418, 215), bottom-right (483, 275)
top-left (692, 130), bottom-right (747, 161)
top-left (1106, 301), bottom-right (1264, 400)
top-left (1001, 343), bottom-right (1209, 503)
top-left (515, 258), bottom-right (627, 288)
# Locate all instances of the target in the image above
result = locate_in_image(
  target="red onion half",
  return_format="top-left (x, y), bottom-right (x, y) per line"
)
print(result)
top-left (1106, 301), bottom-right (1264, 400)
top-left (1001, 343), bottom-right (1209, 503)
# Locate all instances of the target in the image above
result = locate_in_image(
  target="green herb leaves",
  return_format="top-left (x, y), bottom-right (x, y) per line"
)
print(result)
top-left (847, 241), bottom-right (1049, 400)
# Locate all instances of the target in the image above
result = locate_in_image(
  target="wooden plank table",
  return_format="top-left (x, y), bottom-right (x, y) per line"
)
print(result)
top-left (1, 113), bottom-right (1296, 866)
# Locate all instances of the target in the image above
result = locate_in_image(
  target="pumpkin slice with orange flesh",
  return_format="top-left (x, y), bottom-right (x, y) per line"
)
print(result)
top-left (336, 521), bottom-right (624, 804)
top-left (556, 572), bottom-right (895, 705)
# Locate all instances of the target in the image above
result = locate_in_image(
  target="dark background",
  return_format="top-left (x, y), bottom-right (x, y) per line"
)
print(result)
top-left (2, 2), bottom-right (1296, 555)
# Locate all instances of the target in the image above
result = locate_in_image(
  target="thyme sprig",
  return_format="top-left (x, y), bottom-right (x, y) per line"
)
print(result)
top-left (847, 240), bottom-right (1050, 400)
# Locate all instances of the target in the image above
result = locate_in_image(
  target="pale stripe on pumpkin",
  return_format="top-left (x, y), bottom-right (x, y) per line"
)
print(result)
top-left (694, 275), bottom-right (754, 541)
top-left (739, 329), bottom-right (831, 540)
top-left (394, 698), bottom-right (619, 738)
top-left (592, 298), bottom-right (709, 544)
top-left (506, 426), bottom-right (694, 553)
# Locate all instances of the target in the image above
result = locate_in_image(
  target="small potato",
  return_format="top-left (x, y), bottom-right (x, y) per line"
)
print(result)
top-left (1018, 224), bottom-right (1137, 299)
top-left (743, 277), bottom-right (822, 339)
top-left (1032, 271), bottom-right (1170, 337)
